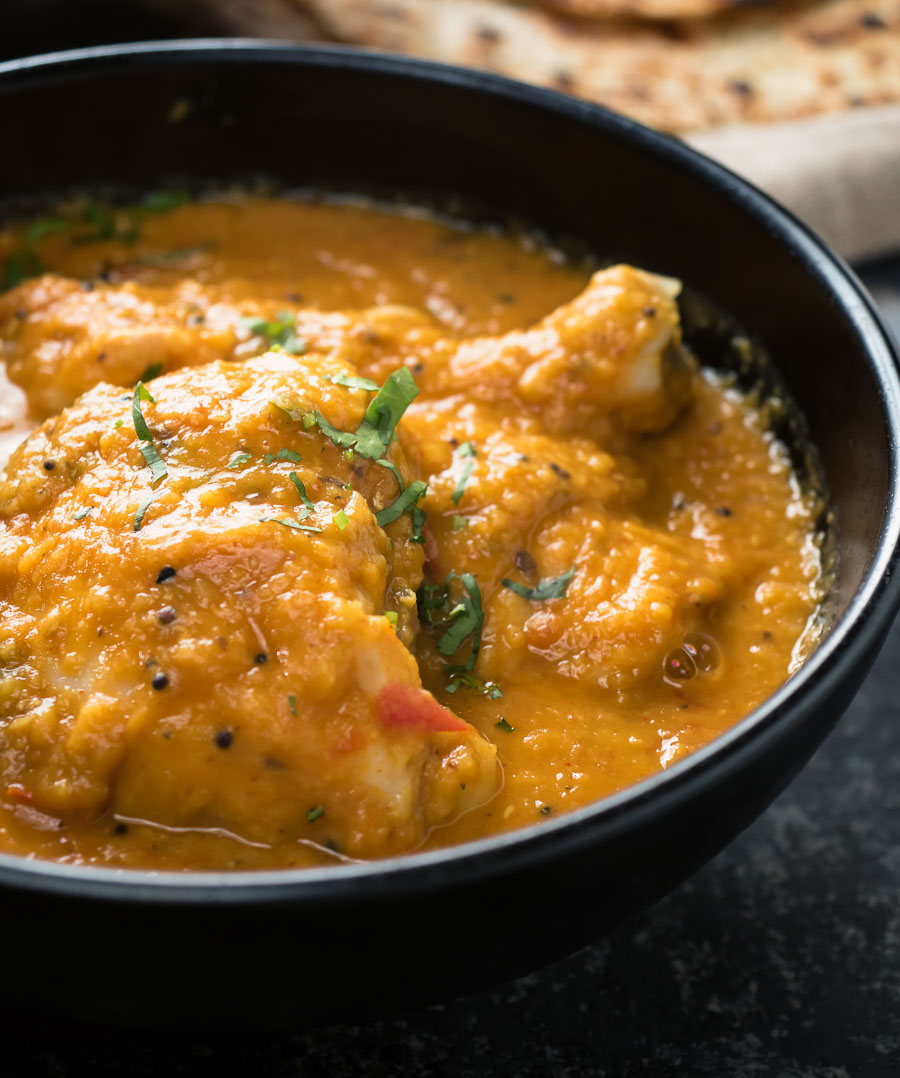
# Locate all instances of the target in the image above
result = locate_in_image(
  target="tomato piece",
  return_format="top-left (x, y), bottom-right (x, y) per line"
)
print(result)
top-left (377, 683), bottom-right (467, 733)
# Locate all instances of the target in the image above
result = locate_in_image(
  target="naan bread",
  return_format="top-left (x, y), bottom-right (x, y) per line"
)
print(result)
top-left (516, 0), bottom-right (759, 17)
top-left (134, 0), bottom-right (900, 133)
top-left (295, 0), bottom-right (900, 132)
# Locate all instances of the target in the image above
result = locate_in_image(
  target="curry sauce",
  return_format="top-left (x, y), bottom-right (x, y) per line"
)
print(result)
top-left (0, 196), bottom-right (824, 870)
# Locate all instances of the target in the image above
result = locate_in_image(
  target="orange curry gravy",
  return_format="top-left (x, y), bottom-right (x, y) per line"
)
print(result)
top-left (0, 196), bottom-right (824, 870)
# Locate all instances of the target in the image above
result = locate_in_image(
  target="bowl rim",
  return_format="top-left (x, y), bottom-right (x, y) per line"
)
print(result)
top-left (0, 38), bottom-right (899, 903)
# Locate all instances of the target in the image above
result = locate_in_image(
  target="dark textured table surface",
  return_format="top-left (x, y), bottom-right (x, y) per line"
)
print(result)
top-left (3, 8), bottom-right (900, 1076)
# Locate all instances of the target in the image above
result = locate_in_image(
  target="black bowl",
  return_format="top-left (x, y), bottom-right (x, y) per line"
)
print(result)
top-left (0, 41), bottom-right (898, 1027)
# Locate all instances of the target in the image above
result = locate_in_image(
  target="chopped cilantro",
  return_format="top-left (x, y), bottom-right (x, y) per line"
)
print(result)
top-left (133, 496), bottom-right (153, 532)
top-left (328, 374), bottom-right (379, 391)
top-left (138, 189), bottom-right (192, 214)
top-left (333, 509), bottom-right (349, 531)
top-left (131, 381), bottom-right (156, 442)
top-left (502, 568), bottom-right (576, 601)
top-left (113, 419), bottom-right (124, 430)
top-left (25, 217), bottom-right (68, 245)
top-left (354, 368), bottom-right (420, 458)
top-left (376, 458), bottom-right (405, 492)
top-left (82, 200), bottom-right (117, 240)
top-left (446, 671), bottom-right (504, 698)
top-left (139, 442), bottom-right (168, 489)
top-left (301, 370), bottom-right (420, 461)
top-left (410, 505), bottom-right (427, 544)
top-left (419, 572), bottom-right (484, 676)
top-left (451, 515), bottom-right (469, 531)
top-left (288, 472), bottom-right (315, 510)
top-left (384, 611), bottom-right (399, 627)
top-left (374, 458), bottom-right (427, 538)
top-left (376, 479), bottom-right (427, 528)
top-left (288, 694), bottom-right (297, 716)
top-left (132, 382), bottom-right (168, 488)
top-left (451, 442), bottom-right (477, 505)
top-left (260, 516), bottom-right (323, 534)
top-left (303, 410), bottom-right (357, 449)
top-left (72, 200), bottom-right (129, 245)
top-left (495, 718), bottom-right (515, 732)
top-left (243, 312), bottom-right (306, 355)
top-left (73, 506), bottom-right (92, 521)
top-left (226, 451), bottom-right (253, 469)
top-left (138, 362), bottom-right (164, 383)
top-left (2, 248), bottom-right (44, 289)
top-left (306, 805), bottom-right (325, 823)
top-left (263, 448), bottom-right (303, 465)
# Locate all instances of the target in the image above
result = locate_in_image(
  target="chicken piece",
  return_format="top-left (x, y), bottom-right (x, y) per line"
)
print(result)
top-left (0, 352), bottom-right (498, 858)
top-left (0, 273), bottom-right (440, 420)
top-left (2, 265), bottom-right (692, 437)
top-left (478, 507), bottom-right (728, 692)
top-left (401, 398), bottom-right (645, 574)
top-left (421, 264), bottom-right (694, 436)
top-left (410, 406), bottom-right (728, 692)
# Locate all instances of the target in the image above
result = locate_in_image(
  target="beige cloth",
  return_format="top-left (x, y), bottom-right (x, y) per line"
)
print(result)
top-left (689, 105), bottom-right (900, 264)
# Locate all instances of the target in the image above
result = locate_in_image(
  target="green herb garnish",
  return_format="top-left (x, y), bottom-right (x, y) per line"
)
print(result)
top-left (303, 410), bottom-right (357, 449)
top-left (2, 248), bottom-right (44, 289)
top-left (410, 506), bottom-right (427, 544)
top-left (2, 216), bottom-right (68, 289)
top-left (288, 694), bottom-right (297, 716)
top-left (302, 369), bottom-right (419, 459)
top-left (226, 451), bottom-right (253, 469)
top-left (243, 312), bottom-right (307, 355)
top-left (133, 496), bottom-right (153, 532)
top-left (73, 506), bottom-right (93, 521)
top-left (419, 572), bottom-right (485, 679)
top-left (328, 374), bottom-right (380, 391)
top-left (113, 419), bottom-right (124, 430)
top-left (333, 509), bottom-right (349, 531)
top-left (139, 442), bottom-right (168, 488)
top-left (139, 188), bottom-right (192, 214)
top-left (306, 805), bottom-right (325, 823)
top-left (495, 718), bottom-right (515, 732)
top-left (354, 368), bottom-right (420, 458)
top-left (451, 515), bottom-right (469, 531)
top-left (25, 217), bottom-right (68, 245)
top-left (445, 671), bottom-right (503, 699)
top-left (132, 381), bottom-right (168, 489)
top-left (384, 610), bottom-right (399, 627)
top-left (71, 200), bottom-right (128, 245)
top-left (263, 448), bottom-right (302, 465)
top-left (501, 569), bottom-right (576, 601)
top-left (375, 479), bottom-right (427, 528)
top-left (451, 442), bottom-right (477, 505)
top-left (288, 472), bottom-right (316, 510)
top-left (139, 362), bottom-right (164, 383)
top-left (376, 458), bottom-right (405, 491)
top-left (260, 516), bottom-right (323, 534)
top-left (132, 382), bottom-right (156, 442)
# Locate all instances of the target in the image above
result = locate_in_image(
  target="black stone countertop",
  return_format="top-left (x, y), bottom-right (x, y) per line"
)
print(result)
top-left (2, 9), bottom-right (900, 1075)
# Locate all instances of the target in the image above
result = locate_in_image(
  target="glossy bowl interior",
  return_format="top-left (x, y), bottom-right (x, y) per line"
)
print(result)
top-left (0, 42), bottom-right (899, 1026)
